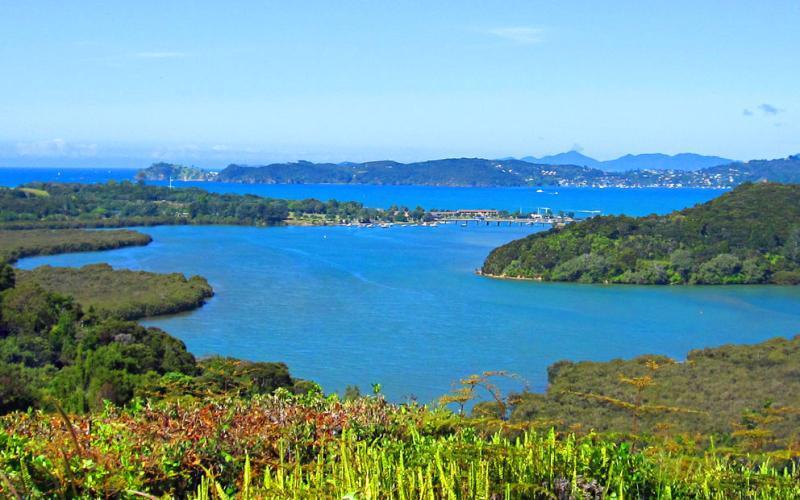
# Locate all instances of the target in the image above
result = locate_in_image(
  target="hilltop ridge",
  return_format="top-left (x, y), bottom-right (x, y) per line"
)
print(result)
top-left (136, 154), bottom-right (799, 188)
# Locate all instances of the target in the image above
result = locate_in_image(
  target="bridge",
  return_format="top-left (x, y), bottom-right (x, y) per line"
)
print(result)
top-left (435, 216), bottom-right (573, 226)
top-left (429, 207), bottom-right (599, 227)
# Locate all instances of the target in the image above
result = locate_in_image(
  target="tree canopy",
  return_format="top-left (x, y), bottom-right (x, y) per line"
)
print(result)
top-left (482, 182), bottom-right (800, 284)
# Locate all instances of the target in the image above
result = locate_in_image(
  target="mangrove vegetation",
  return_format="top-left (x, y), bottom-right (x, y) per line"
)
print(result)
top-left (16, 264), bottom-right (213, 320)
top-left (0, 228), bottom-right (151, 264)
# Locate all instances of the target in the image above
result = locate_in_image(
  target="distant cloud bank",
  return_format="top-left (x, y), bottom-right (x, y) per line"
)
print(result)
top-left (15, 139), bottom-right (98, 157)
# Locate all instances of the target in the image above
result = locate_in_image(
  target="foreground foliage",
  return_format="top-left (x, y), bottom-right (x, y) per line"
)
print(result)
top-left (1, 393), bottom-right (799, 498)
top-left (17, 263), bottom-right (213, 320)
top-left (507, 335), bottom-right (800, 450)
top-left (483, 183), bottom-right (800, 284)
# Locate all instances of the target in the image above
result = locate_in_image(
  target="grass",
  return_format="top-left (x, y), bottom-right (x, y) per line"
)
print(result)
top-left (16, 263), bottom-right (213, 319)
top-left (1, 392), bottom-right (798, 498)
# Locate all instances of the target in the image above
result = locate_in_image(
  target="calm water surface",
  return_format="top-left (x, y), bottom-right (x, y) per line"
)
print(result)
top-left (19, 223), bottom-right (800, 403)
top-left (0, 166), bottom-right (725, 215)
top-left (8, 168), bottom-right (797, 402)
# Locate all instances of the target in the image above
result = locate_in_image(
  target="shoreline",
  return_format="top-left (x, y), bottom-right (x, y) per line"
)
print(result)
top-left (141, 176), bottom-right (735, 190)
top-left (475, 269), bottom-right (542, 281)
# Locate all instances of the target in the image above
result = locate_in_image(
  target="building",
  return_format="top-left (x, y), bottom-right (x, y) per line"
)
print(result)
top-left (430, 209), bottom-right (500, 219)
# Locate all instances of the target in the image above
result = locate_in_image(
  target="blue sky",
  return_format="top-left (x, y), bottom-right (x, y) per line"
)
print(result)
top-left (0, 1), bottom-right (798, 167)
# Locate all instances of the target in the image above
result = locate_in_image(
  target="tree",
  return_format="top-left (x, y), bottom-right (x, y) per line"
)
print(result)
top-left (0, 264), bottom-right (14, 291)
top-left (0, 362), bottom-right (38, 413)
top-left (440, 371), bottom-right (528, 420)
top-left (668, 249), bottom-right (694, 281)
top-left (343, 385), bottom-right (362, 401)
top-left (694, 254), bottom-right (741, 284)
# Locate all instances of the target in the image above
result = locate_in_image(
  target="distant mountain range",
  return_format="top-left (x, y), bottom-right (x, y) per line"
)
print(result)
top-left (136, 154), bottom-right (800, 189)
top-left (518, 151), bottom-right (734, 171)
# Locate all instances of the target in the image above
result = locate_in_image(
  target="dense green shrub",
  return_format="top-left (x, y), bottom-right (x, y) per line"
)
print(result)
top-left (510, 335), bottom-right (800, 446)
top-left (483, 183), bottom-right (800, 284)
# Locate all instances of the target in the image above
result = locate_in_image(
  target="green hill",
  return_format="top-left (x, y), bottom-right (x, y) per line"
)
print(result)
top-left (481, 182), bottom-right (800, 284)
top-left (136, 154), bottom-right (800, 188)
top-left (215, 158), bottom-right (606, 187)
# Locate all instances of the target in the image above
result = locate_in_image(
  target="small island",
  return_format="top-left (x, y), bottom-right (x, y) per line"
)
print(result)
top-left (136, 162), bottom-right (218, 182)
top-left (481, 182), bottom-right (800, 285)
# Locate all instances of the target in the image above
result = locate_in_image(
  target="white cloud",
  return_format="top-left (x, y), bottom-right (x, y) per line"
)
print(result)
top-left (16, 139), bottom-right (98, 157)
top-left (485, 27), bottom-right (544, 45)
top-left (131, 51), bottom-right (187, 59)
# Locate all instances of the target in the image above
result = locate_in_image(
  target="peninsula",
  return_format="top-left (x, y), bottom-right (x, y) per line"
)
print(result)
top-left (481, 182), bottom-right (800, 284)
top-left (0, 181), bottom-right (434, 229)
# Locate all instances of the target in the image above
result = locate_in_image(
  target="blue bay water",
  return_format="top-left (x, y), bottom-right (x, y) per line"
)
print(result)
top-left (17, 224), bottom-right (800, 404)
top-left (8, 168), bottom-right (799, 403)
top-left (0, 167), bottom-right (139, 185)
top-left (0, 167), bottom-right (724, 215)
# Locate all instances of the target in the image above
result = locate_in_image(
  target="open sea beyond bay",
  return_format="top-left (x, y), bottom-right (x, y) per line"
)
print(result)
top-left (9, 168), bottom-right (800, 402)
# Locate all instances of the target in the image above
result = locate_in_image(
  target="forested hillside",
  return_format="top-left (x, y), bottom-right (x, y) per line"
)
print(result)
top-left (137, 154), bottom-right (800, 188)
top-left (0, 263), bottom-right (305, 415)
top-left (214, 158), bottom-right (605, 187)
top-left (482, 182), bottom-right (800, 284)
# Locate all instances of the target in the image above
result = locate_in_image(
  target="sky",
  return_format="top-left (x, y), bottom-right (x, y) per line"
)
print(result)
top-left (0, 1), bottom-right (798, 167)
